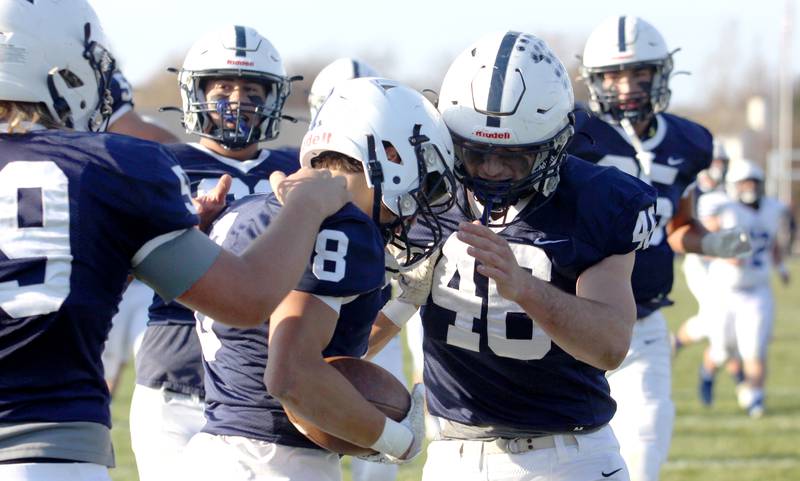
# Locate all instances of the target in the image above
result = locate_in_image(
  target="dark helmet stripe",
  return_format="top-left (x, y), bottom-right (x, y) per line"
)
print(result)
top-left (352, 59), bottom-right (360, 78)
top-left (486, 31), bottom-right (520, 127)
top-left (618, 16), bottom-right (627, 52)
top-left (234, 25), bottom-right (247, 57)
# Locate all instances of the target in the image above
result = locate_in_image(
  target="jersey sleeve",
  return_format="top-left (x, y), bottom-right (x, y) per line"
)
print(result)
top-left (86, 136), bottom-right (199, 264)
top-left (108, 69), bottom-right (135, 126)
top-left (581, 167), bottom-right (658, 256)
top-left (295, 211), bottom-right (385, 298)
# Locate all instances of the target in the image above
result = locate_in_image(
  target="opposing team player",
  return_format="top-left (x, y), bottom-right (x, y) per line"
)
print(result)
top-left (369, 32), bottom-right (658, 481)
top-left (702, 160), bottom-right (790, 418)
top-left (308, 57), bottom-right (407, 481)
top-left (0, 2), bottom-right (349, 480)
top-left (674, 141), bottom-right (732, 355)
top-left (180, 77), bottom-right (456, 481)
top-left (130, 25), bottom-right (299, 481)
top-left (571, 16), bottom-right (751, 481)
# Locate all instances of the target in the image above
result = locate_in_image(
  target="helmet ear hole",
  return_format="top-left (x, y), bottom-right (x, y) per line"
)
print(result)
top-left (382, 142), bottom-right (403, 165)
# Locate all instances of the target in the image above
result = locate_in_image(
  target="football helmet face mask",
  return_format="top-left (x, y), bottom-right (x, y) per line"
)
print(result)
top-left (308, 57), bottom-right (379, 121)
top-left (0, 0), bottom-right (115, 132)
top-left (438, 31), bottom-right (575, 222)
top-left (580, 16), bottom-right (673, 126)
top-left (301, 78), bottom-right (457, 269)
top-left (176, 25), bottom-right (292, 150)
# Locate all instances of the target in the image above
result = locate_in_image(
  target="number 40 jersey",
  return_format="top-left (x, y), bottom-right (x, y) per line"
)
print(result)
top-left (416, 156), bottom-right (657, 436)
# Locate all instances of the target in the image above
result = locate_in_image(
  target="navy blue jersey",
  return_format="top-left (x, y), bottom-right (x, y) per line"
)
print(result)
top-left (198, 194), bottom-right (384, 447)
top-left (108, 70), bottom-right (134, 125)
top-left (419, 156), bottom-right (656, 434)
top-left (569, 110), bottom-right (712, 317)
top-left (136, 143), bottom-right (299, 396)
top-left (0, 130), bottom-right (197, 427)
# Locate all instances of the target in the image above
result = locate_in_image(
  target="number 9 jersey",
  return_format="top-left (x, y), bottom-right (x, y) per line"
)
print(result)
top-left (0, 130), bottom-right (198, 461)
top-left (417, 156), bottom-right (657, 435)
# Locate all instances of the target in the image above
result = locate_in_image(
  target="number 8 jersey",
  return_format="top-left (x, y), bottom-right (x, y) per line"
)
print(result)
top-left (417, 156), bottom-right (657, 435)
top-left (196, 193), bottom-right (385, 448)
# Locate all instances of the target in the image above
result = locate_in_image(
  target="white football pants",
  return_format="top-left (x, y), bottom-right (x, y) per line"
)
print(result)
top-left (0, 463), bottom-right (110, 481)
top-left (102, 280), bottom-right (151, 384)
top-left (421, 425), bottom-right (629, 481)
top-left (607, 310), bottom-right (674, 481)
top-left (129, 384), bottom-right (206, 481)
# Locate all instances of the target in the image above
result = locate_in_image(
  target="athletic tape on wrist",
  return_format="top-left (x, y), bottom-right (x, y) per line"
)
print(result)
top-left (369, 417), bottom-right (413, 459)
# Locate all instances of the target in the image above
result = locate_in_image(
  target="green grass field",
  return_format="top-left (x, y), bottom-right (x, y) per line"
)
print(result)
top-left (109, 258), bottom-right (800, 481)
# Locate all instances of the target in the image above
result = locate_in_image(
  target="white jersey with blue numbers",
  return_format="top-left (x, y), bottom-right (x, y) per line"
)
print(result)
top-left (709, 198), bottom-right (785, 289)
top-left (197, 194), bottom-right (385, 448)
top-left (569, 110), bottom-right (712, 317)
top-left (416, 156), bottom-right (657, 435)
top-left (136, 143), bottom-right (299, 397)
top-left (0, 129), bottom-right (197, 429)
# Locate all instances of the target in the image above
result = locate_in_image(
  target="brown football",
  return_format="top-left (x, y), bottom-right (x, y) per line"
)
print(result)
top-left (284, 356), bottom-right (411, 455)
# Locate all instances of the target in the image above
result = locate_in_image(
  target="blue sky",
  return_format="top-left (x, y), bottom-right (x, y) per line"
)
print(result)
top-left (89, 0), bottom-right (798, 108)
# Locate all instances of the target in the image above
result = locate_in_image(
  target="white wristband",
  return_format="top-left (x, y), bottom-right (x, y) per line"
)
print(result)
top-left (370, 418), bottom-right (413, 458)
top-left (381, 299), bottom-right (418, 328)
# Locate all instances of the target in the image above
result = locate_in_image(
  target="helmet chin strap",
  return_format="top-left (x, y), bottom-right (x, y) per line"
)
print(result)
top-left (619, 117), bottom-right (653, 181)
top-left (365, 134), bottom-right (385, 231)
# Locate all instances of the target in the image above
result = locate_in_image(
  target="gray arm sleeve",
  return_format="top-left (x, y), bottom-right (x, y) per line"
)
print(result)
top-left (133, 228), bottom-right (223, 302)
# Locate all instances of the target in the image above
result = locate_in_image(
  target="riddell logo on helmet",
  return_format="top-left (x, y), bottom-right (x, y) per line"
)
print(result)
top-left (303, 131), bottom-right (333, 146)
top-left (227, 59), bottom-right (255, 66)
top-left (473, 129), bottom-right (512, 140)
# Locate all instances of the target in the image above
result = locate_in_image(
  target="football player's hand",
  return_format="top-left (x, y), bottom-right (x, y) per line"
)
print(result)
top-left (457, 221), bottom-right (527, 303)
top-left (269, 168), bottom-right (350, 220)
top-left (701, 227), bottom-right (752, 259)
top-left (356, 383), bottom-right (425, 464)
top-left (193, 174), bottom-right (231, 233)
top-left (386, 245), bottom-right (440, 306)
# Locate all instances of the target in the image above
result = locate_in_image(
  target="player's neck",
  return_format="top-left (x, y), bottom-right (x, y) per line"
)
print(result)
top-left (199, 138), bottom-right (260, 161)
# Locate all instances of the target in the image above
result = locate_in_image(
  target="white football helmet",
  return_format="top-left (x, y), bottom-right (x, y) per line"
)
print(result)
top-left (308, 57), bottom-right (379, 121)
top-left (301, 77), bottom-right (456, 268)
top-left (726, 159), bottom-right (764, 206)
top-left (580, 16), bottom-right (673, 124)
top-left (438, 31), bottom-right (574, 215)
top-left (176, 25), bottom-right (292, 149)
top-left (0, 0), bottom-right (115, 131)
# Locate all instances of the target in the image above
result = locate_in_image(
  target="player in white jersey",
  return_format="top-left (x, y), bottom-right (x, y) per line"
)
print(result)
top-left (674, 141), bottom-right (732, 352)
top-left (702, 160), bottom-right (789, 418)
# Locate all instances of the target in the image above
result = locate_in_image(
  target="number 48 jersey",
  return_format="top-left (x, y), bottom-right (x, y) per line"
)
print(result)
top-left (417, 156), bottom-right (657, 435)
top-left (196, 194), bottom-right (385, 448)
top-left (0, 130), bottom-right (197, 428)
top-left (569, 110), bottom-right (713, 317)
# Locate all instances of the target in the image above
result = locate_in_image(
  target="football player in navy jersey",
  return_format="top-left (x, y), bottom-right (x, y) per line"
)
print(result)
top-left (130, 25), bottom-right (301, 481)
top-left (179, 77), bottom-right (456, 481)
top-left (101, 69), bottom-right (181, 397)
top-left (368, 32), bottom-right (657, 481)
top-left (308, 56), bottom-right (406, 481)
top-left (0, 2), bottom-right (350, 480)
top-left (571, 16), bottom-right (752, 481)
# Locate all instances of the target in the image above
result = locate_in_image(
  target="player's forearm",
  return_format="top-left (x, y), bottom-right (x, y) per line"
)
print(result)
top-left (516, 276), bottom-right (633, 370)
top-left (266, 357), bottom-right (387, 447)
top-left (667, 219), bottom-right (708, 254)
top-left (365, 313), bottom-right (401, 360)
top-left (236, 201), bottom-right (329, 318)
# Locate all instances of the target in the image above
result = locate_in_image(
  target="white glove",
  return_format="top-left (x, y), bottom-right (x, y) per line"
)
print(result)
top-left (356, 384), bottom-right (426, 464)
top-left (701, 227), bottom-right (752, 258)
top-left (391, 249), bottom-right (440, 306)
